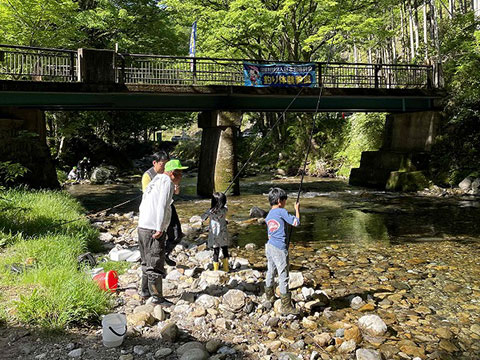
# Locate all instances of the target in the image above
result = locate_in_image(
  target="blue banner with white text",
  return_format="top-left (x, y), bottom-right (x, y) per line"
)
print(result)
top-left (243, 62), bottom-right (316, 87)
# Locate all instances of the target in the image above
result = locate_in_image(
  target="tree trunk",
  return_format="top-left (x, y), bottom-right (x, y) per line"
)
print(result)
top-left (423, 1), bottom-right (428, 60)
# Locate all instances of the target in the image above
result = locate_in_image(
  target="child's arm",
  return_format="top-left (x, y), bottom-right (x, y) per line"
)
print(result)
top-left (201, 210), bottom-right (210, 222)
top-left (294, 201), bottom-right (300, 223)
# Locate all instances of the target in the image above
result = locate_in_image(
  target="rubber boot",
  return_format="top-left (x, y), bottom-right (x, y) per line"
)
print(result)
top-left (222, 258), bottom-right (229, 272)
top-left (280, 292), bottom-right (300, 316)
top-left (213, 262), bottom-right (220, 271)
top-left (139, 273), bottom-right (150, 299)
top-left (264, 286), bottom-right (275, 304)
top-left (148, 277), bottom-right (173, 306)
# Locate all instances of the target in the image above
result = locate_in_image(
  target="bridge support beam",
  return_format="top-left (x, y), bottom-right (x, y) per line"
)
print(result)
top-left (197, 111), bottom-right (241, 197)
top-left (350, 111), bottom-right (442, 191)
top-left (0, 107), bottom-right (59, 188)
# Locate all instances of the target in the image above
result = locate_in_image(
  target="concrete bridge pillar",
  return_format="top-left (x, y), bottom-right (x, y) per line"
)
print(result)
top-left (197, 111), bottom-right (241, 197)
top-left (350, 111), bottom-right (442, 191)
top-left (0, 107), bottom-right (58, 188)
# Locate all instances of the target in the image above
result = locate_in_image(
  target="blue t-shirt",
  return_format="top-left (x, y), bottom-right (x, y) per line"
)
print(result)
top-left (265, 207), bottom-right (300, 250)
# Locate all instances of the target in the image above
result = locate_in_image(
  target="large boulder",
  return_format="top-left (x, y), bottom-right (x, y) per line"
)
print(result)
top-left (90, 165), bottom-right (118, 184)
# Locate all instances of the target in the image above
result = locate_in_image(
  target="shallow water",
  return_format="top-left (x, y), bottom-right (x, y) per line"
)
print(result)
top-left (66, 175), bottom-right (480, 248)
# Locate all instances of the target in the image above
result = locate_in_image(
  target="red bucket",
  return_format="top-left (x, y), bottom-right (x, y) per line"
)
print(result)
top-left (93, 270), bottom-right (118, 292)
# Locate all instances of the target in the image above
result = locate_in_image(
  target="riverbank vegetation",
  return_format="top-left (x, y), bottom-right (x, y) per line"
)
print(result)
top-left (0, 0), bottom-right (479, 184)
top-left (0, 189), bottom-right (112, 330)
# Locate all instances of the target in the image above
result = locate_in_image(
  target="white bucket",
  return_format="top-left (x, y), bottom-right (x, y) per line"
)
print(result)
top-left (102, 313), bottom-right (127, 347)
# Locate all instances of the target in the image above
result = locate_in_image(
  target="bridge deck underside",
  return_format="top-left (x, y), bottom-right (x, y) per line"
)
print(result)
top-left (0, 81), bottom-right (443, 112)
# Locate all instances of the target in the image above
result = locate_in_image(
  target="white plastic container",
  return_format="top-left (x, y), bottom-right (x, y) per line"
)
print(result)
top-left (102, 313), bottom-right (127, 347)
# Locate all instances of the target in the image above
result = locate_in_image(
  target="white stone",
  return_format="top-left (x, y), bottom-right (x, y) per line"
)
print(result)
top-left (196, 294), bottom-right (219, 308)
top-left (338, 339), bottom-right (356, 353)
top-left (222, 289), bottom-right (246, 311)
top-left (99, 232), bottom-right (113, 242)
top-left (289, 272), bottom-right (304, 289)
top-left (195, 250), bottom-right (214, 263)
top-left (301, 287), bottom-right (315, 300)
top-left (190, 215), bottom-right (203, 223)
top-left (166, 269), bottom-right (183, 281)
top-left (358, 315), bottom-right (387, 337)
top-left (67, 349), bottom-right (83, 358)
top-left (133, 345), bottom-right (147, 355)
top-left (351, 296), bottom-right (366, 310)
top-left (356, 349), bottom-right (382, 360)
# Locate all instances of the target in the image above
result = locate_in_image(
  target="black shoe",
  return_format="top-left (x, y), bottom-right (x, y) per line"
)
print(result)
top-left (151, 296), bottom-right (174, 307)
top-left (165, 256), bottom-right (176, 267)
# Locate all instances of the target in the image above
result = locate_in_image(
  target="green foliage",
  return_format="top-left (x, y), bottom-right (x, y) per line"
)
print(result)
top-left (429, 13), bottom-right (480, 186)
top-left (335, 113), bottom-right (386, 177)
top-left (0, 161), bottom-right (29, 187)
top-left (172, 138), bottom-right (201, 167)
top-left (0, 189), bottom-right (111, 330)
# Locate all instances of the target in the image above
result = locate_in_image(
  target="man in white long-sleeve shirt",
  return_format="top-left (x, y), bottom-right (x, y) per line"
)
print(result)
top-left (138, 159), bottom-right (187, 304)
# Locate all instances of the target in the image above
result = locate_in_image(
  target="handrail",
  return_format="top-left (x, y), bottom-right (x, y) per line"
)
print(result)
top-left (0, 43), bottom-right (77, 54)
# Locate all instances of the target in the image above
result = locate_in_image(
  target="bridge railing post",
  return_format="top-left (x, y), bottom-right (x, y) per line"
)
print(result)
top-left (374, 64), bottom-right (380, 88)
top-left (70, 52), bottom-right (76, 81)
top-left (192, 57), bottom-right (197, 85)
top-left (317, 63), bottom-right (322, 88)
top-left (426, 66), bottom-right (433, 89)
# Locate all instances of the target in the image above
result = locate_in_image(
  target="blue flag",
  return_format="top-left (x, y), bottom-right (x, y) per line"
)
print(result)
top-left (189, 21), bottom-right (197, 57)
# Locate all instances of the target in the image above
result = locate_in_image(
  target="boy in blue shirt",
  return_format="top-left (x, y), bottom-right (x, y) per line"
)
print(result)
top-left (264, 187), bottom-right (300, 315)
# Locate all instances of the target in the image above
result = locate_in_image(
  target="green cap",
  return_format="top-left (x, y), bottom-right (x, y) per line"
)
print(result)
top-left (165, 159), bottom-right (188, 172)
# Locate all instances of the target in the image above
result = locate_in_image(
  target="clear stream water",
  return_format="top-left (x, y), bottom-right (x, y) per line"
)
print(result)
top-left (66, 174), bottom-right (480, 248)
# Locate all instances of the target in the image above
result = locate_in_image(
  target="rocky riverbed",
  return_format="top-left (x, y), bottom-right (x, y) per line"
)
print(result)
top-left (5, 202), bottom-right (480, 360)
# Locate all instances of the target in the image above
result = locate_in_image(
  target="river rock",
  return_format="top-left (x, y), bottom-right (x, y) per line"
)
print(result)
top-left (358, 315), bottom-right (387, 337)
top-left (133, 345), bottom-right (147, 355)
top-left (245, 243), bottom-right (257, 250)
top-left (195, 250), bottom-right (214, 263)
top-left (355, 348), bottom-right (382, 360)
top-left (196, 294), bottom-right (219, 308)
top-left (177, 342), bottom-right (207, 356)
top-left (249, 206), bottom-right (268, 218)
top-left (190, 215), bottom-right (203, 223)
top-left (200, 270), bottom-right (228, 285)
top-left (313, 333), bottom-right (331, 347)
top-left (166, 269), bottom-right (183, 281)
top-left (153, 305), bottom-right (166, 321)
top-left (345, 325), bottom-right (362, 343)
top-left (127, 311), bottom-right (155, 327)
top-left (160, 322), bottom-right (179, 342)
top-left (90, 165), bottom-right (117, 184)
top-left (289, 272), bottom-right (304, 289)
top-left (205, 339), bottom-right (222, 353)
top-left (155, 348), bottom-right (173, 358)
top-left (459, 177), bottom-right (472, 190)
top-left (351, 296), bottom-right (366, 310)
top-left (223, 289), bottom-right (246, 311)
top-left (338, 339), bottom-right (356, 353)
top-left (180, 349), bottom-right (209, 360)
top-left (67, 349), bottom-right (83, 358)
top-left (472, 178), bottom-right (480, 193)
top-left (133, 304), bottom-right (154, 315)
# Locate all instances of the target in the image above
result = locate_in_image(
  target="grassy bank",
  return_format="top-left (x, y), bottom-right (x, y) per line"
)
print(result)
top-left (0, 189), bottom-right (112, 330)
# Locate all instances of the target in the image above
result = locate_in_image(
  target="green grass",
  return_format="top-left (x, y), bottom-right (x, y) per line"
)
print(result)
top-left (0, 189), bottom-right (113, 331)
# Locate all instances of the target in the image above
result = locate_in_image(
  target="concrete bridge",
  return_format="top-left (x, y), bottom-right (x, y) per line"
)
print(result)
top-left (0, 45), bottom-right (445, 192)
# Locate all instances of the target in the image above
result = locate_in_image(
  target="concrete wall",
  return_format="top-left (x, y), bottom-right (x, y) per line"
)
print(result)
top-left (350, 111), bottom-right (442, 190)
top-left (383, 111), bottom-right (440, 152)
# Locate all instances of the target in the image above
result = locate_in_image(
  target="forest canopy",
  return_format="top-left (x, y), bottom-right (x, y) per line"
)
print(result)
top-left (0, 0), bottom-right (479, 184)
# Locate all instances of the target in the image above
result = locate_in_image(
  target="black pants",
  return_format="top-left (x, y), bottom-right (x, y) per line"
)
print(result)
top-left (138, 227), bottom-right (165, 281)
top-left (213, 246), bottom-right (229, 262)
top-left (165, 204), bottom-right (182, 256)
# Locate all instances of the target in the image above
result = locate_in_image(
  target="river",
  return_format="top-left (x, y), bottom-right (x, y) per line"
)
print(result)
top-left (66, 175), bottom-right (480, 358)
